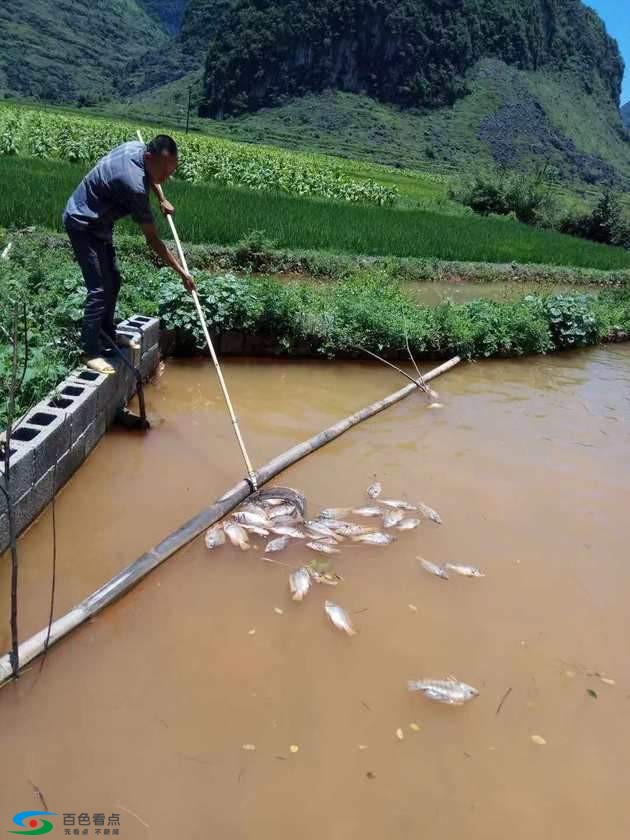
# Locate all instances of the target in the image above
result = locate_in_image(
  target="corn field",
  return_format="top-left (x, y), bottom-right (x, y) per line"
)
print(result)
top-left (0, 104), bottom-right (398, 207)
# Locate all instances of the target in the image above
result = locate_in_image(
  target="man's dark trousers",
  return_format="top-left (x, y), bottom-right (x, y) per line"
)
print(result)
top-left (66, 227), bottom-right (121, 358)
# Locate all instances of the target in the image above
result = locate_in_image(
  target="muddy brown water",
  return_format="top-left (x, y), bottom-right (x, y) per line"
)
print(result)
top-left (1, 348), bottom-right (629, 839)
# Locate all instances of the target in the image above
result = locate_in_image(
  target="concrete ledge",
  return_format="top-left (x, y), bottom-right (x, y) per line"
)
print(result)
top-left (0, 314), bottom-right (160, 553)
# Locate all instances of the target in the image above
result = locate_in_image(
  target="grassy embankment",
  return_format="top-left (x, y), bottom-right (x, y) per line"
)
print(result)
top-left (1, 156), bottom-right (629, 272)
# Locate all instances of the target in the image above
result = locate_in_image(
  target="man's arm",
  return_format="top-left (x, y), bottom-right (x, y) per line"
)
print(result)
top-left (141, 223), bottom-right (195, 292)
top-left (151, 183), bottom-right (174, 217)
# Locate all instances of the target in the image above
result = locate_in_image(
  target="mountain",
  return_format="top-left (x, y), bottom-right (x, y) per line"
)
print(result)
top-left (196, 0), bottom-right (624, 118)
top-left (136, 0), bottom-right (188, 33)
top-left (623, 102), bottom-right (630, 130)
top-left (0, 0), bottom-right (169, 103)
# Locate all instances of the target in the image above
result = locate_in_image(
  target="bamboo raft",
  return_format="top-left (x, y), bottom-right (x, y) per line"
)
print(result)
top-left (0, 356), bottom-right (461, 687)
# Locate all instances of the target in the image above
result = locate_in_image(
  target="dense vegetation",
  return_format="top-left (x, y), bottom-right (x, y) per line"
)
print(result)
top-left (622, 103), bottom-right (630, 130)
top-left (198, 0), bottom-right (624, 117)
top-left (136, 0), bottom-right (188, 32)
top-left (0, 0), bottom-right (168, 104)
top-left (3, 155), bottom-right (629, 270)
top-left (0, 105), bottom-right (396, 206)
top-left (2, 234), bottom-right (629, 428)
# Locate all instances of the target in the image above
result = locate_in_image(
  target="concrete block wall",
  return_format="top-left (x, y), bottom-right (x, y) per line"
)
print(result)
top-left (0, 316), bottom-right (160, 553)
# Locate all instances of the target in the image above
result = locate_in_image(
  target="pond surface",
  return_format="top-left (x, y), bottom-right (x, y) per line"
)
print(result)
top-left (1, 347), bottom-right (629, 839)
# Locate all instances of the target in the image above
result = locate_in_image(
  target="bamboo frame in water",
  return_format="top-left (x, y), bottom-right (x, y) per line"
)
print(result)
top-left (0, 355), bottom-right (461, 687)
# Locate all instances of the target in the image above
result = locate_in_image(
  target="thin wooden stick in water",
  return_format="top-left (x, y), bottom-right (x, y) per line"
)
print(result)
top-left (354, 345), bottom-right (431, 394)
top-left (404, 331), bottom-right (437, 401)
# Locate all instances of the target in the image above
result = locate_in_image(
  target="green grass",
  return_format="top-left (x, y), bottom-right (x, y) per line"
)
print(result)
top-left (2, 155), bottom-right (629, 270)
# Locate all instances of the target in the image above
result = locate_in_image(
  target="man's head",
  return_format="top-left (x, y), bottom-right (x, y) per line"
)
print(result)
top-left (145, 135), bottom-right (178, 184)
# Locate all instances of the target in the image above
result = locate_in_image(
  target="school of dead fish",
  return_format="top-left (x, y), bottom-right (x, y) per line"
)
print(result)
top-left (204, 480), bottom-right (483, 707)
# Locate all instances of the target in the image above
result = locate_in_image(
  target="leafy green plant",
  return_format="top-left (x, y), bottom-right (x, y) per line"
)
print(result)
top-left (541, 293), bottom-right (599, 348)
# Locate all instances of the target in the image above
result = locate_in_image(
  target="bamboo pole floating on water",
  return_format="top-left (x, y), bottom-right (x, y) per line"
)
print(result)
top-left (136, 129), bottom-right (258, 490)
top-left (0, 356), bottom-right (460, 687)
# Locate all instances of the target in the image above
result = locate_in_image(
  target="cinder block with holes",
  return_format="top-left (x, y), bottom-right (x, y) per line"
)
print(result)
top-left (13, 465), bottom-right (56, 534)
top-left (70, 366), bottom-right (117, 413)
top-left (128, 314), bottom-right (160, 351)
top-left (46, 382), bottom-right (98, 444)
top-left (19, 405), bottom-right (71, 482)
top-left (55, 431), bottom-right (86, 492)
top-left (84, 412), bottom-right (107, 456)
top-left (0, 437), bottom-right (35, 503)
top-left (111, 347), bottom-right (138, 405)
top-left (140, 344), bottom-right (160, 381)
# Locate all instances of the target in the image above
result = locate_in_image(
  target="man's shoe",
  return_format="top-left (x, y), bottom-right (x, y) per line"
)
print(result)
top-left (86, 357), bottom-right (116, 375)
top-left (117, 334), bottom-right (141, 351)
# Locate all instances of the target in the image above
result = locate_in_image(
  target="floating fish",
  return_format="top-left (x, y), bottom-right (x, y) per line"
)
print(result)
top-left (352, 506), bottom-right (385, 518)
top-left (224, 522), bottom-right (250, 551)
top-left (397, 518), bottom-right (421, 531)
top-left (260, 498), bottom-right (287, 507)
top-left (383, 509), bottom-right (405, 528)
top-left (306, 541), bottom-right (341, 555)
top-left (265, 535), bottom-right (290, 553)
top-left (419, 557), bottom-right (449, 579)
top-left (305, 521), bottom-right (343, 541)
top-left (445, 563), bottom-right (485, 578)
top-left (330, 522), bottom-right (377, 538)
top-left (320, 507), bottom-right (352, 520)
top-left (241, 503), bottom-right (269, 518)
top-left (408, 678), bottom-right (479, 705)
top-left (268, 504), bottom-right (298, 520)
top-left (240, 524), bottom-right (270, 537)
top-left (269, 515), bottom-right (302, 528)
top-left (204, 526), bottom-right (226, 550)
top-left (418, 502), bottom-right (443, 524)
top-left (352, 532), bottom-right (396, 545)
top-left (367, 481), bottom-right (382, 499)
top-left (289, 568), bottom-right (311, 601)
top-left (310, 570), bottom-right (342, 586)
top-left (271, 525), bottom-right (306, 539)
top-left (233, 511), bottom-right (272, 528)
top-left (428, 403), bottom-right (444, 410)
top-left (325, 601), bottom-right (356, 636)
top-left (381, 500), bottom-right (417, 511)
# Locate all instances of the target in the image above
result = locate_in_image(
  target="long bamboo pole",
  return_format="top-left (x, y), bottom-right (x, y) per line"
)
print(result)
top-left (137, 130), bottom-right (258, 490)
top-left (0, 356), bottom-right (460, 687)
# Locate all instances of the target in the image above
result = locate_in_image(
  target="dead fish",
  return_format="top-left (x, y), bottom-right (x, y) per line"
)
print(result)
top-left (445, 563), bottom-right (485, 578)
top-left (381, 500), bottom-right (417, 511)
top-left (352, 532), bottom-right (396, 545)
top-left (352, 506), bottom-right (385, 518)
top-left (397, 518), bottom-right (421, 531)
top-left (428, 403), bottom-right (444, 409)
top-left (240, 524), bottom-right (270, 537)
top-left (271, 525), bottom-right (306, 539)
top-left (268, 504), bottom-right (297, 520)
top-left (383, 509), bottom-right (405, 528)
top-left (260, 498), bottom-right (287, 507)
top-left (241, 503), bottom-right (269, 518)
top-left (233, 511), bottom-right (272, 528)
top-left (419, 557), bottom-right (449, 579)
top-left (329, 522), bottom-right (377, 538)
top-left (269, 515), bottom-right (302, 528)
top-left (265, 535), bottom-right (290, 553)
top-left (204, 526), bottom-right (226, 550)
top-left (310, 570), bottom-right (342, 586)
top-left (367, 481), bottom-right (382, 499)
top-left (407, 678), bottom-right (479, 705)
top-left (306, 541), bottom-right (341, 555)
top-left (312, 536), bottom-right (339, 545)
top-left (289, 568), bottom-right (311, 601)
top-left (320, 507), bottom-right (352, 520)
top-left (224, 522), bottom-right (250, 551)
top-left (418, 502), bottom-right (443, 524)
top-left (306, 521), bottom-right (343, 542)
top-left (325, 600), bottom-right (356, 636)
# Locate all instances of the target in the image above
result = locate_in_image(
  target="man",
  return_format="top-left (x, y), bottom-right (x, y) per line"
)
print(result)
top-left (63, 135), bottom-right (195, 374)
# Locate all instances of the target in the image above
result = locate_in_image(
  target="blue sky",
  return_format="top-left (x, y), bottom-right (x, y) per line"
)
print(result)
top-left (585, 0), bottom-right (629, 104)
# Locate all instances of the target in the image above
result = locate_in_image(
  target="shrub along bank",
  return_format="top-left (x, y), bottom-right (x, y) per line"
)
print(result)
top-left (1, 235), bottom-right (629, 428)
